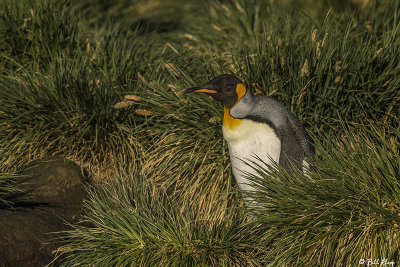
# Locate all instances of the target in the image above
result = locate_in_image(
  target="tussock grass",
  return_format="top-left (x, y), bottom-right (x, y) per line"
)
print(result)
top-left (56, 173), bottom-right (263, 266)
top-left (0, 0), bottom-right (79, 71)
top-left (246, 126), bottom-right (400, 265)
top-left (0, 0), bottom-right (162, 175)
top-left (1, 0), bottom-right (399, 265)
top-left (140, 132), bottom-right (233, 222)
top-left (182, 0), bottom-right (400, 134)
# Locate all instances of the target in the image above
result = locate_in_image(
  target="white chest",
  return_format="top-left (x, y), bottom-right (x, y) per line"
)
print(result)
top-left (222, 119), bottom-right (281, 192)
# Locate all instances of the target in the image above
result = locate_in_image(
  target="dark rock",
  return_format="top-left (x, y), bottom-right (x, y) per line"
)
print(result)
top-left (21, 156), bottom-right (89, 206)
top-left (0, 209), bottom-right (70, 267)
top-left (0, 156), bottom-right (90, 267)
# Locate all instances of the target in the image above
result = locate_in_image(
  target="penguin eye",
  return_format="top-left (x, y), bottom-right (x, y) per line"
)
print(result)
top-left (223, 83), bottom-right (234, 93)
top-left (229, 84), bottom-right (237, 94)
top-left (225, 86), bottom-right (236, 98)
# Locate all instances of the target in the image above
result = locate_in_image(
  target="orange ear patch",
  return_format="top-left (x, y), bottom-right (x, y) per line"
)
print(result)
top-left (236, 83), bottom-right (246, 102)
top-left (222, 83), bottom-right (246, 129)
top-left (194, 88), bottom-right (217, 94)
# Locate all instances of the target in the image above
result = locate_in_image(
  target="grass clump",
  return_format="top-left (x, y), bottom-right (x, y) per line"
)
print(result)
top-left (56, 173), bottom-right (263, 266)
top-left (0, 0), bottom-right (79, 72)
top-left (245, 126), bottom-right (400, 265)
top-left (0, 0), bottom-right (163, 175)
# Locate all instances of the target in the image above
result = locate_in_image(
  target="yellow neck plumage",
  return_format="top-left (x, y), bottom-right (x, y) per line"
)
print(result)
top-left (223, 83), bottom-right (246, 129)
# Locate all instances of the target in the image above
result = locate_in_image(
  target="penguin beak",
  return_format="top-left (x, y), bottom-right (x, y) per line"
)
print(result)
top-left (184, 86), bottom-right (217, 94)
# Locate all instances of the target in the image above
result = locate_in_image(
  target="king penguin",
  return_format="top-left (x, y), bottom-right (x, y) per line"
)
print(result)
top-left (185, 74), bottom-right (314, 202)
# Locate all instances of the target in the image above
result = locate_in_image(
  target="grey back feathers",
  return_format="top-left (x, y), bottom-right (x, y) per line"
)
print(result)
top-left (231, 93), bottom-right (314, 171)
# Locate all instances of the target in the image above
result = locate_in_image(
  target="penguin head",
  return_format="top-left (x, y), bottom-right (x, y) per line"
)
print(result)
top-left (185, 74), bottom-right (248, 108)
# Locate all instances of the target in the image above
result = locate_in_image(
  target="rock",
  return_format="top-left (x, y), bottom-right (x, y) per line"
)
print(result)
top-left (0, 156), bottom-right (90, 267)
top-left (0, 209), bottom-right (70, 267)
top-left (21, 156), bottom-right (89, 206)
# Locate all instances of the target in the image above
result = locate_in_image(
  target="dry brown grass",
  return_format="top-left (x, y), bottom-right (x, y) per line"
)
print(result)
top-left (139, 132), bottom-right (239, 223)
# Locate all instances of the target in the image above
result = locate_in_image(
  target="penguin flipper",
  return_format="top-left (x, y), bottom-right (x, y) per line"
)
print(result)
top-left (279, 115), bottom-right (314, 172)
top-left (285, 114), bottom-right (315, 157)
top-left (278, 116), bottom-right (305, 170)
